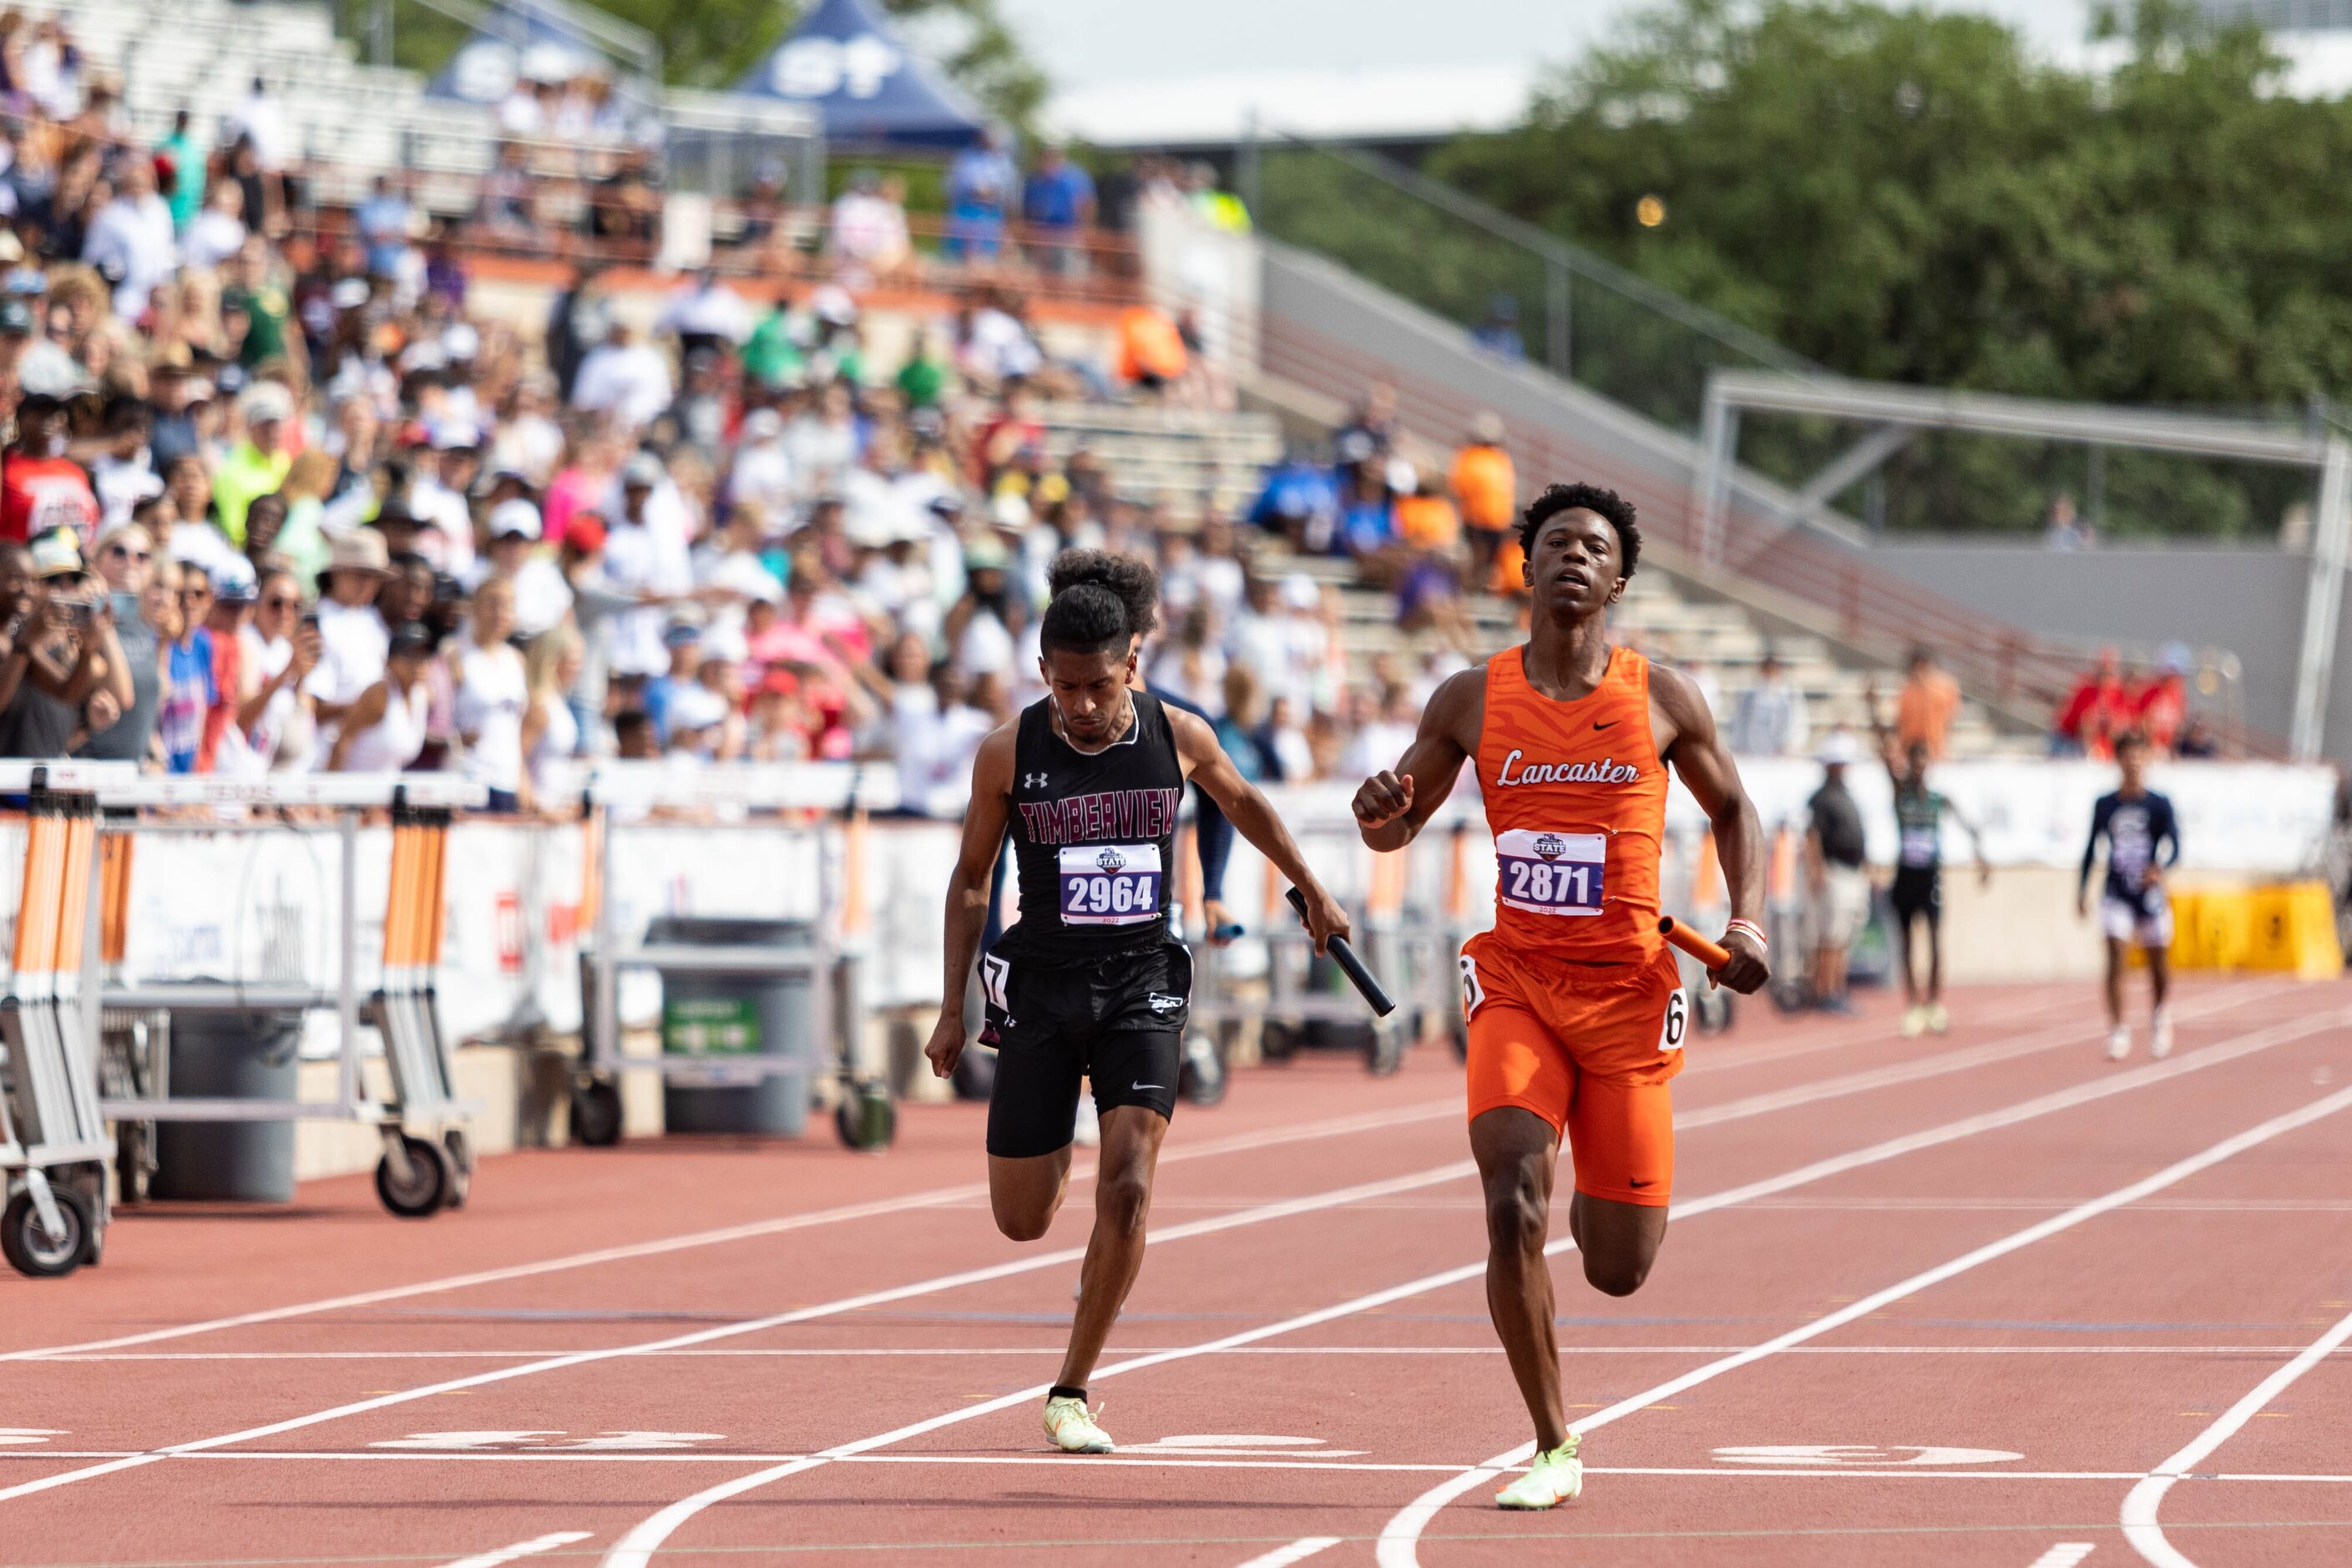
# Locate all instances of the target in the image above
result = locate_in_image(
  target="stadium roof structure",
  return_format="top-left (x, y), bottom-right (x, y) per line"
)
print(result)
top-left (1695, 371), bottom-right (2352, 762)
top-left (1042, 63), bottom-right (1535, 151)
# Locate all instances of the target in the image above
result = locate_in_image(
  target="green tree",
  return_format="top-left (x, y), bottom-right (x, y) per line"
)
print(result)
top-left (1424, 0), bottom-right (2352, 537)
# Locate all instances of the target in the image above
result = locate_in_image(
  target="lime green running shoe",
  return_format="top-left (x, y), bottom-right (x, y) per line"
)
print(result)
top-left (1042, 1394), bottom-right (1114, 1454)
top-left (1495, 1435), bottom-right (1582, 1509)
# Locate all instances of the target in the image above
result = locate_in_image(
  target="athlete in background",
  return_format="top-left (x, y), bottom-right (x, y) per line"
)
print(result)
top-left (926, 551), bottom-right (1348, 1457)
top-left (2079, 729), bottom-right (2180, 1060)
top-left (1870, 692), bottom-right (1990, 1036)
top-left (1352, 483), bottom-right (1768, 1510)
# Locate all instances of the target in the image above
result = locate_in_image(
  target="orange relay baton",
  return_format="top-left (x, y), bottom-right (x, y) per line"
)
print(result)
top-left (1658, 915), bottom-right (1732, 973)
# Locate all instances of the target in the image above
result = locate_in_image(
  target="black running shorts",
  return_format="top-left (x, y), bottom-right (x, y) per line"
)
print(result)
top-left (979, 942), bottom-right (1192, 1158)
top-left (1890, 866), bottom-right (1941, 926)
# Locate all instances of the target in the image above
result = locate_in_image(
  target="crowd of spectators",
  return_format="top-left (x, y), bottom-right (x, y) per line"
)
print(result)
top-left (2051, 645), bottom-right (2216, 760)
top-left (0, 87), bottom-right (1449, 817)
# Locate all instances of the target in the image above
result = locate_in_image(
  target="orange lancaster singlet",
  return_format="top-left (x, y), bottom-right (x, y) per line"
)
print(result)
top-left (1476, 644), bottom-right (1667, 965)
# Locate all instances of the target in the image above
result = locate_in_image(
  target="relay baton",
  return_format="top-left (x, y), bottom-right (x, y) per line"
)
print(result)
top-left (1658, 915), bottom-right (1732, 971)
top-left (1287, 887), bottom-right (1397, 1017)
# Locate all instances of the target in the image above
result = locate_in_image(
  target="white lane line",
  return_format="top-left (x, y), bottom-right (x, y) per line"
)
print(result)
top-left (1236, 1538), bottom-right (1341, 1568)
top-left (1372, 1078), bottom-right (2352, 1568)
top-left (6, 983), bottom-right (2273, 1368)
top-left (16, 1450), bottom-right (2352, 1485)
top-left (2029, 1546), bottom-right (2098, 1568)
top-left (2120, 1303), bottom-right (2352, 1567)
top-left (0, 1095), bottom-right (1474, 1365)
top-left (43, 1343), bottom-right (2352, 1362)
top-left (2, 996), bottom-right (2314, 1526)
top-left (438, 1532), bottom-right (594, 1568)
top-left (595, 1007), bottom-right (2348, 1568)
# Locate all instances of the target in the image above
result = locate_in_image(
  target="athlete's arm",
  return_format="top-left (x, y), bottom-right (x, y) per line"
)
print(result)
top-left (1351, 666), bottom-right (1481, 852)
top-left (2077, 796), bottom-right (2112, 916)
top-left (1651, 665), bottom-right (1770, 995)
top-left (2154, 796), bottom-right (2181, 878)
top-left (1166, 706), bottom-right (1351, 953)
top-left (923, 722), bottom-right (1016, 1080)
top-left (1947, 797), bottom-right (1994, 886)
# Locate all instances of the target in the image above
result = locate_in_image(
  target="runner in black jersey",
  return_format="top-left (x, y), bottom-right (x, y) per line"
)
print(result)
top-left (925, 549), bottom-right (1348, 1457)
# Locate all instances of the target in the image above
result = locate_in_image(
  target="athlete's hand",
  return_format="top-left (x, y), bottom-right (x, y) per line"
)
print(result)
top-left (923, 1014), bottom-right (966, 1080)
top-left (1202, 898), bottom-right (1238, 946)
top-left (1299, 883), bottom-right (1351, 956)
top-left (1717, 926), bottom-right (1769, 995)
top-left (1352, 769), bottom-right (1414, 829)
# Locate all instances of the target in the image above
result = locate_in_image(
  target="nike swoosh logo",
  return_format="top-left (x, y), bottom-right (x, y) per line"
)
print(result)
top-left (1593, 719), bottom-right (1619, 731)
top-left (1628, 1177), bottom-right (1652, 1188)
top-left (1132, 1083), bottom-right (1162, 1090)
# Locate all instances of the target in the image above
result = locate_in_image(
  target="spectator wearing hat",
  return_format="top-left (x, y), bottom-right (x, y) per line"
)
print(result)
top-left (479, 498), bottom-right (570, 639)
top-left (198, 559), bottom-right (259, 771)
top-left (0, 529), bottom-right (131, 758)
top-left (213, 382), bottom-right (296, 546)
top-left (1804, 729), bottom-right (1871, 1014)
top-left (326, 620), bottom-right (434, 772)
top-left (2, 392), bottom-right (99, 545)
top-left (1449, 412), bottom-right (1516, 579)
top-left (305, 529), bottom-right (393, 733)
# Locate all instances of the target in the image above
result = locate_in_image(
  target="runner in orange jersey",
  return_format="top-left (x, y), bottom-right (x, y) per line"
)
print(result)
top-left (1352, 482), bottom-right (1769, 1510)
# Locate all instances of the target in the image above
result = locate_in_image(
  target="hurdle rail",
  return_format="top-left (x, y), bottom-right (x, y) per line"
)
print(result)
top-left (567, 761), bottom-right (895, 1151)
top-left (88, 773), bottom-right (488, 1220)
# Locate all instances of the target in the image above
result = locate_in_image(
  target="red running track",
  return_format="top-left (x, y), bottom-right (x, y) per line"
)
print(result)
top-left (2, 976), bottom-right (2349, 1568)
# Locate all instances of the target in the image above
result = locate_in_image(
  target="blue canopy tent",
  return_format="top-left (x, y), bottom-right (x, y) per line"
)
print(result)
top-left (734, 0), bottom-right (988, 149)
top-left (426, 0), bottom-right (653, 109)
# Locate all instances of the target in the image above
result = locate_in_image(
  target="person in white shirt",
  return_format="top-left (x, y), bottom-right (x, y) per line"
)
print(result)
top-left (1232, 574), bottom-right (1313, 718)
top-left (180, 180), bottom-right (247, 273)
top-left (599, 453), bottom-right (695, 677)
top-left (82, 158), bottom-right (177, 319)
top-left (90, 405), bottom-right (164, 531)
top-left (1726, 649), bottom-right (1809, 757)
top-left (785, 382), bottom-right (860, 500)
top-left (498, 82), bottom-right (547, 139)
top-left (827, 169), bottom-right (911, 281)
top-left (725, 407), bottom-right (794, 519)
top-left (406, 432), bottom-right (480, 577)
top-left (304, 531), bottom-right (394, 741)
top-left (230, 78), bottom-right (289, 173)
top-left (450, 575), bottom-right (531, 812)
top-left (475, 498), bottom-right (573, 639)
top-left (571, 320), bottom-right (674, 432)
top-left (239, 566), bottom-right (320, 771)
top-left (655, 270), bottom-right (753, 357)
top-left (488, 375), bottom-right (565, 487)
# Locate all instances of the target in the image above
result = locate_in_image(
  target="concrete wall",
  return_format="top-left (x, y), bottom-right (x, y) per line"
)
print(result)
top-left (1864, 543), bottom-right (2331, 756)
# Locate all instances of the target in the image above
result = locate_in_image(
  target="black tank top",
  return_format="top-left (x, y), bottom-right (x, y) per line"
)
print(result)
top-left (998, 689), bottom-right (1186, 963)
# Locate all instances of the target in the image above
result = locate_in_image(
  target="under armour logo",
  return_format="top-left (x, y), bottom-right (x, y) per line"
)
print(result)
top-left (1024, 773), bottom-right (1049, 789)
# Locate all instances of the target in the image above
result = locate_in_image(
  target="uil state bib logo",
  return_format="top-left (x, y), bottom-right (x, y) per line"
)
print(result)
top-left (1096, 848), bottom-right (1126, 873)
top-left (1532, 834), bottom-right (1566, 861)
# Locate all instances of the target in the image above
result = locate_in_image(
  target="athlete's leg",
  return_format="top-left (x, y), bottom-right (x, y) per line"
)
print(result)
top-left (1925, 904), bottom-right (1945, 1005)
top-left (1054, 1101), bottom-right (1170, 1390)
top-left (1894, 905), bottom-right (1921, 1008)
top-left (989, 1148), bottom-right (1074, 1242)
top-left (1471, 1105), bottom-right (1569, 1452)
top-left (2146, 942), bottom-right (2171, 1010)
top-left (2103, 936), bottom-right (2127, 1024)
top-left (1568, 1192), bottom-right (1670, 1297)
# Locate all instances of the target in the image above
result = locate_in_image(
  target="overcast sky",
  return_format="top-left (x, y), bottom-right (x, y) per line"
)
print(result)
top-left (999, 0), bottom-right (2097, 88)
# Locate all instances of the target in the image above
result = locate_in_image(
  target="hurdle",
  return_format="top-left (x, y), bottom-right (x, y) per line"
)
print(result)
top-left (0, 762), bottom-right (134, 1277)
top-left (566, 761), bottom-right (892, 1151)
top-left (94, 773), bottom-right (487, 1218)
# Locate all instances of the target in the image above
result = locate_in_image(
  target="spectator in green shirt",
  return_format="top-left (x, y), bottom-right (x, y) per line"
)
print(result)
top-left (220, 238), bottom-right (306, 377)
top-left (214, 384), bottom-right (296, 546)
top-left (156, 109), bottom-right (206, 233)
top-left (741, 301), bottom-right (804, 392)
top-left (895, 333), bottom-right (948, 409)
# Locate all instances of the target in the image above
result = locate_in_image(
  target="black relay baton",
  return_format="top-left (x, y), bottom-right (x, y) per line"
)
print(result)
top-left (1287, 887), bottom-right (1396, 1017)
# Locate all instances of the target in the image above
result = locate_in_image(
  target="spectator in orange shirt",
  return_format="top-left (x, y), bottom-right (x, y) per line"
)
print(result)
top-left (1449, 412), bottom-right (1515, 577)
top-left (1393, 470), bottom-right (1461, 554)
top-left (1115, 304), bottom-right (1188, 396)
top-left (1894, 645), bottom-right (1960, 760)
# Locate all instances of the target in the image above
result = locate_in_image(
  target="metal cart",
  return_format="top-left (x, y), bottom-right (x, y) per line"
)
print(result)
top-left (568, 761), bottom-right (895, 1151)
top-left (0, 763), bottom-right (134, 1277)
top-left (92, 773), bottom-right (488, 1219)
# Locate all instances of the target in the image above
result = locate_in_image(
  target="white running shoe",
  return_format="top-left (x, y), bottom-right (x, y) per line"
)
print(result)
top-left (2107, 1025), bottom-right (2132, 1062)
top-left (1926, 1002), bottom-right (1951, 1034)
top-left (1074, 1094), bottom-right (1101, 1148)
top-left (1900, 1006), bottom-right (1928, 1039)
top-left (2151, 1008), bottom-right (2173, 1060)
top-left (1495, 1436), bottom-right (1583, 1510)
top-left (1043, 1394), bottom-right (1113, 1454)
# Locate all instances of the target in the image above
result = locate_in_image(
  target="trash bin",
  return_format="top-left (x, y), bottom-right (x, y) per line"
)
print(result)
top-left (152, 1009), bottom-right (302, 1202)
top-left (651, 917), bottom-right (814, 1136)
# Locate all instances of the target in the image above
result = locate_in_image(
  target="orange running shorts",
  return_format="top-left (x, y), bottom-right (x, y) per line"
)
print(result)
top-left (1459, 933), bottom-right (1687, 1207)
